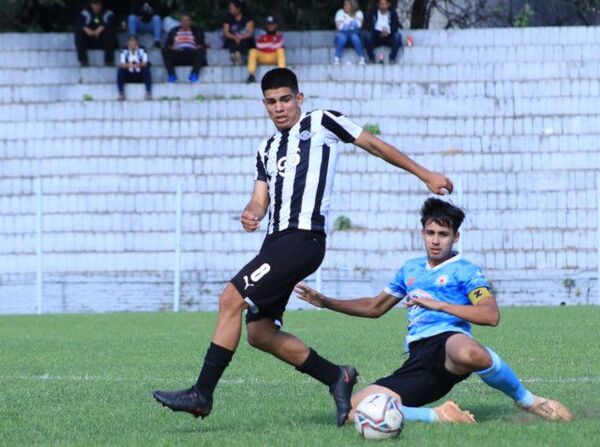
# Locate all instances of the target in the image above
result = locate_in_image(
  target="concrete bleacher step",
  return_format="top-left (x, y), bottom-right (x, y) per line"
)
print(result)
top-left (2, 74), bottom-right (600, 104)
top-left (0, 96), bottom-right (597, 123)
top-left (2, 114), bottom-right (599, 139)
top-left (1, 59), bottom-right (598, 86)
top-left (1, 27), bottom-right (599, 51)
top-left (2, 42), bottom-right (600, 69)
top-left (2, 133), bottom-right (599, 160)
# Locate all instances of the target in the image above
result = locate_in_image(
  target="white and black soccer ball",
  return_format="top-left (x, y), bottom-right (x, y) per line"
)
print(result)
top-left (354, 393), bottom-right (404, 440)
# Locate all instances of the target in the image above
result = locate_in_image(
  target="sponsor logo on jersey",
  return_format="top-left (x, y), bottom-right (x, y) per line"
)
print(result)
top-left (277, 148), bottom-right (301, 177)
top-left (407, 277), bottom-right (416, 286)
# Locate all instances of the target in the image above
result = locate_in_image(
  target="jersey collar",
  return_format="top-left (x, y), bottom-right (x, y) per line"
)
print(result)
top-left (426, 252), bottom-right (461, 271)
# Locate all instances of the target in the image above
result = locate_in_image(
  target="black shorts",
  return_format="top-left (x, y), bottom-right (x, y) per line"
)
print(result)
top-left (373, 331), bottom-right (471, 407)
top-left (230, 229), bottom-right (325, 326)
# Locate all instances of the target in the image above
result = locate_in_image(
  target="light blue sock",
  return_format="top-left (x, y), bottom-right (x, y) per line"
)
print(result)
top-left (401, 406), bottom-right (437, 423)
top-left (476, 347), bottom-right (534, 407)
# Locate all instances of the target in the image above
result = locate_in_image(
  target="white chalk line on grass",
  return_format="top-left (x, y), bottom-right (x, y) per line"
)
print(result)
top-left (1, 374), bottom-right (599, 385)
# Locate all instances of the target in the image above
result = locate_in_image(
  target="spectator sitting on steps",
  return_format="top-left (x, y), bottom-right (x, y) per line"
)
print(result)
top-left (161, 14), bottom-right (207, 83)
top-left (363, 0), bottom-right (403, 64)
top-left (75, 0), bottom-right (116, 67)
top-left (246, 15), bottom-right (285, 84)
top-left (117, 36), bottom-right (152, 101)
top-left (128, 0), bottom-right (164, 49)
top-left (223, 0), bottom-right (255, 66)
top-left (334, 0), bottom-right (366, 66)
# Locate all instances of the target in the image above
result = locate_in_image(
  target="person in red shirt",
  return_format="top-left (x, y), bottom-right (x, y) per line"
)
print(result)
top-left (246, 16), bottom-right (285, 83)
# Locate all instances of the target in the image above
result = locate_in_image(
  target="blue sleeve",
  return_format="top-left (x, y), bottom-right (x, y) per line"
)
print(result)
top-left (460, 263), bottom-right (490, 295)
top-left (384, 266), bottom-right (406, 298)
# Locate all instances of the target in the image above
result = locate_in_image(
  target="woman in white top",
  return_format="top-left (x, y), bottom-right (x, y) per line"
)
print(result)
top-left (334, 0), bottom-right (366, 65)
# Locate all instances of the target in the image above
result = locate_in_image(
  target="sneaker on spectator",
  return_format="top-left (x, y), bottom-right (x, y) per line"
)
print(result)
top-left (167, 74), bottom-right (178, 83)
top-left (145, 92), bottom-right (153, 100)
top-left (154, 40), bottom-right (161, 49)
top-left (117, 93), bottom-right (125, 101)
top-left (246, 74), bottom-right (256, 83)
top-left (358, 57), bottom-right (366, 66)
top-left (333, 57), bottom-right (341, 66)
top-left (188, 73), bottom-right (199, 83)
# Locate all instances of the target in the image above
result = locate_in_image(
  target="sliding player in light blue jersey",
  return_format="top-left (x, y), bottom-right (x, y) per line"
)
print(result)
top-left (296, 198), bottom-right (572, 424)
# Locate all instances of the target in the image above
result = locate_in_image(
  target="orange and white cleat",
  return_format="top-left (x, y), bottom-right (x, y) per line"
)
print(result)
top-left (519, 396), bottom-right (573, 422)
top-left (433, 400), bottom-right (476, 423)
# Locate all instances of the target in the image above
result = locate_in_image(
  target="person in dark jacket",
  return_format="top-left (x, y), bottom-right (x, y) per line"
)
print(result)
top-left (362, 0), bottom-right (403, 64)
top-left (128, 1), bottom-right (163, 48)
top-left (161, 14), bottom-right (207, 83)
top-left (74, 0), bottom-right (116, 66)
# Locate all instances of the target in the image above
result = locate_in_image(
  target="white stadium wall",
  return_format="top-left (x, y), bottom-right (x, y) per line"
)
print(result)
top-left (0, 27), bottom-right (599, 314)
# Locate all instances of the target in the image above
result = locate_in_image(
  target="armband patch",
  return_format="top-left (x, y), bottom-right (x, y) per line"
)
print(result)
top-left (468, 287), bottom-right (492, 305)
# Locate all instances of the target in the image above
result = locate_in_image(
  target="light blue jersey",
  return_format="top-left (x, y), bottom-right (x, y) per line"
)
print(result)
top-left (384, 253), bottom-right (490, 347)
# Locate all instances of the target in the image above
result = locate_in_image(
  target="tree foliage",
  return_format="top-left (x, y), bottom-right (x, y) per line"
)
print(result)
top-left (0, 0), bottom-right (598, 32)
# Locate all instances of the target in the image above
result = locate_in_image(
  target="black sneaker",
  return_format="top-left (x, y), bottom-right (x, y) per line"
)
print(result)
top-left (329, 365), bottom-right (358, 426)
top-left (246, 74), bottom-right (256, 83)
top-left (153, 386), bottom-right (213, 419)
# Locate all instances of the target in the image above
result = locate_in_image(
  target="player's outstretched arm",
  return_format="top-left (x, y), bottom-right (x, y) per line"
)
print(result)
top-left (406, 295), bottom-right (500, 326)
top-left (353, 131), bottom-right (453, 195)
top-left (295, 282), bottom-right (400, 318)
top-left (240, 181), bottom-right (269, 232)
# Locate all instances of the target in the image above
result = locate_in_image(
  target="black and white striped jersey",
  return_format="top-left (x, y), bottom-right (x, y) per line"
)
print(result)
top-left (255, 109), bottom-right (363, 234)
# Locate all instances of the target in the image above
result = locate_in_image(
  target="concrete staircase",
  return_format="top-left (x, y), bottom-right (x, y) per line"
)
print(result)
top-left (1, 27), bottom-right (599, 313)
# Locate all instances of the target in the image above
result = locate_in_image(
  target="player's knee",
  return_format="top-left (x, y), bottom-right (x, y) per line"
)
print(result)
top-left (218, 285), bottom-right (246, 314)
top-left (246, 330), bottom-right (271, 351)
top-left (467, 346), bottom-right (492, 370)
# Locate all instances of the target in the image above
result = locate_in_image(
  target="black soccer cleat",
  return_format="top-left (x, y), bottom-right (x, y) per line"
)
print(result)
top-left (329, 365), bottom-right (359, 426)
top-left (153, 386), bottom-right (213, 419)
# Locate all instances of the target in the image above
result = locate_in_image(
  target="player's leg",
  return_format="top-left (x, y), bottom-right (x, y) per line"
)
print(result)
top-left (364, 334), bottom-right (476, 425)
top-left (445, 333), bottom-right (571, 421)
top-left (246, 312), bottom-right (357, 426)
top-left (475, 346), bottom-right (572, 421)
top-left (153, 282), bottom-right (247, 418)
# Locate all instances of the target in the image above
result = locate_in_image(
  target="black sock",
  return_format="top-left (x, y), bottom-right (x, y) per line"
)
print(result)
top-left (295, 348), bottom-right (340, 387)
top-left (195, 342), bottom-right (234, 398)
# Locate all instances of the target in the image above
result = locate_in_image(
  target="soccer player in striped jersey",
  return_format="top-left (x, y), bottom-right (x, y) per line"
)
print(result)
top-left (296, 198), bottom-right (573, 424)
top-left (153, 68), bottom-right (454, 426)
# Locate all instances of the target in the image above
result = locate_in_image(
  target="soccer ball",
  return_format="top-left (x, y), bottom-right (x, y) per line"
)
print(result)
top-left (354, 393), bottom-right (404, 440)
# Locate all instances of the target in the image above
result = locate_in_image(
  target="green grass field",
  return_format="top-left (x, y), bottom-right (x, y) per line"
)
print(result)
top-left (1, 307), bottom-right (599, 446)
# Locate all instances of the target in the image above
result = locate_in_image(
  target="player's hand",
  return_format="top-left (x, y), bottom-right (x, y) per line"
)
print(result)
top-left (240, 208), bottom-right (260, 232)
top-left (425, 172), bottom-right (453, 195)
top-left (294, 282), bottom-right (325, 308)
top-left (405, 296), bottom-right (444, 311)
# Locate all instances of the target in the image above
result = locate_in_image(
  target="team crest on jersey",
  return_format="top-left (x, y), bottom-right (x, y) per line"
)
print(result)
top-left (298, 130), bottom-right (315, 141)
top-left (435, 275), bottom-right (448, 286)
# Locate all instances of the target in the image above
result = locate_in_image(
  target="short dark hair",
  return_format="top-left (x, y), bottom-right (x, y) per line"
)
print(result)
top-left (261, 68), bottom-right (299, 94)
top-left (420, 198), bottom-right (465, 233)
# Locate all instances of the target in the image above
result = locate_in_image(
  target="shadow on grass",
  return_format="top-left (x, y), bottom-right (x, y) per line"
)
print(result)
top-left (303, 410), bottom-right (341, 428)
top-left (467, 404), bottom-right (536, 424)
